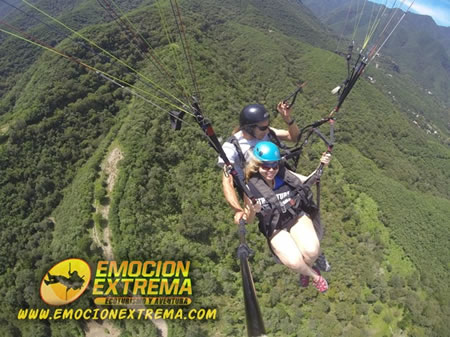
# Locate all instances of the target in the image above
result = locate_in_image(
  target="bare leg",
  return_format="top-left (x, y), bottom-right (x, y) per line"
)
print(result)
top-left (290, 215), bottom-right (321, 267)
top-left (270, 230), bottom-right (317, 278)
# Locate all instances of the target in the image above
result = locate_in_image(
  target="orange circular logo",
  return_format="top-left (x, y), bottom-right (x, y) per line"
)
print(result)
top-left (40, 258), bottom-right (91, 306)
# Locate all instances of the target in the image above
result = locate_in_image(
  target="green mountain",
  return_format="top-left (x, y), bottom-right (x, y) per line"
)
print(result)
top-left (0, 0), bottom-right (449, 336)
top-left (302, 0), bottom-right (450, 133)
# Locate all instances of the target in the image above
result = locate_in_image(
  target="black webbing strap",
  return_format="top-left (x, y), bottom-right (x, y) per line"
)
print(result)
top-left (336, 59), bottom-right (367, 112)
top-left (313, 118), bottom-right (335, 209)
top-left (191, 101), bottom-right (255, 201)
top-left (282, 81), bottom-right (305, 108)
top-left (228, 136), bottom-right (246, 170)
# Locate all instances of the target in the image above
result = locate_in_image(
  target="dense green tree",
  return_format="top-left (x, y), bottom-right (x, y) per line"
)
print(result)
top-left (0, 1), bottom-right (448, 336)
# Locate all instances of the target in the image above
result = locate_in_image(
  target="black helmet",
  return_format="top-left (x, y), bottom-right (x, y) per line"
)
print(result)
top-left (239, 104), bottom-right (269, 127)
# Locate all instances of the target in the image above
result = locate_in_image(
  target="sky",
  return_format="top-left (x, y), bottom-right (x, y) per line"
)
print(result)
top-left (369, 0), bottom-right (450, 27)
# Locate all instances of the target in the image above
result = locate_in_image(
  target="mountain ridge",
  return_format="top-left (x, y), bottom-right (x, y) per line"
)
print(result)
top-left (0, 0), bottom-right (449, 336)
top-left (302, 0), bottom-right (450, 113)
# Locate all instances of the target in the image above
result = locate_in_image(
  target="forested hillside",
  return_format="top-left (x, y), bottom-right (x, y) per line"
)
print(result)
top-left (302, 0), bottom-right (450, 135)
top-left (0, 0), bottom-right (449, 336)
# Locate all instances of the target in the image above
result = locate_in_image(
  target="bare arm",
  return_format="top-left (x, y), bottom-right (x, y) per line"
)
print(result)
top-left (291, 152), bottom-right (332, 183)
top-left (243, 194), bottom-right (259, 224)
top-left (291, 171), bottom-right (310, 183)
top-left (222, 170), bottom-right (246, 224)
top-left (222, 170), bottom-right (243, 212)
top-left (272, 101), bottom-right (300, 142)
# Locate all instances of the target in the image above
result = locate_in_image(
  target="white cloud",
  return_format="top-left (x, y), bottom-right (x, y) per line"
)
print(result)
top-left (371, 0), bottom-right (450, 26)
top-left (404, 0), bottom-right (450, 26)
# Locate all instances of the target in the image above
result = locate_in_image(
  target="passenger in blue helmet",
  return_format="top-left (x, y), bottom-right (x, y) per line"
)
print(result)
top-left (243, 141), bottom-right (331, 293)
top-left (218, 102), bottom-right (299, 225)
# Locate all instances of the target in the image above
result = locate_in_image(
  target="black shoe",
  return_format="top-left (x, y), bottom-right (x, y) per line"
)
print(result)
top-left (314, 252), bottom-right (331, 272)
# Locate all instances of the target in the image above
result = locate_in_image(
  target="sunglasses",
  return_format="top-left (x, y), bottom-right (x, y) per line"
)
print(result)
top-left (260, 162), bottom-right (279, 170)
top-left (255, 125), bottom-right (269, 131)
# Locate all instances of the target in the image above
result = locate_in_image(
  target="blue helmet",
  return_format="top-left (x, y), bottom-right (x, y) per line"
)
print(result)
top-left (253, 141), bottom-right (281, 162)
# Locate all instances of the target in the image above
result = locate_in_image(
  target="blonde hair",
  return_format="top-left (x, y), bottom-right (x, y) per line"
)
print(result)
top-left (244, 154), bottom-right (262, 182)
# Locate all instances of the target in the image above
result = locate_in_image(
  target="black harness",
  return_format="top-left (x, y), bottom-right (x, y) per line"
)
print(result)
top-left (227, 135), bottom-right (246, 170)
top-left (248, 165), bottom-right (318, 238)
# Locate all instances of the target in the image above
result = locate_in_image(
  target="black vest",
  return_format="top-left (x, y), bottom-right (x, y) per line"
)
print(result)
top-left (247, 166), bottom-right (318, 238)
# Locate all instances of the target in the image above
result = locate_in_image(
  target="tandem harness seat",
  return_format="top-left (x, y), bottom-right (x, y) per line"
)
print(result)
top-left (247, 164), bottom-right (322, 239)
